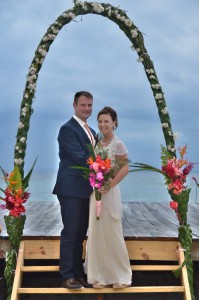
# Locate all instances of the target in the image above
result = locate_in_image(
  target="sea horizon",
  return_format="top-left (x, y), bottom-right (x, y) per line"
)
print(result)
top-left (26, 171), bottom-right (199, 204)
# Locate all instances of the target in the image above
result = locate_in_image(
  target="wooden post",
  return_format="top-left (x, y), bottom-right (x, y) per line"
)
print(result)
top-left (11, 241), bottom-right (25, 300)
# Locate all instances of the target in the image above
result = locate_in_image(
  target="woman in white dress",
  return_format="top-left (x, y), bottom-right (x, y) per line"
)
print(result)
top-left (85, 106), bottom-right (132, 289)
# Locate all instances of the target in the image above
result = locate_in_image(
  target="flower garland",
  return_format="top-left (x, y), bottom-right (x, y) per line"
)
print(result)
top-left (0, 162), bottom-right (36, 300)
top-left (14, 0), bottom-right (176, 178)
top-left (130, 145), bottom-right (195, 300)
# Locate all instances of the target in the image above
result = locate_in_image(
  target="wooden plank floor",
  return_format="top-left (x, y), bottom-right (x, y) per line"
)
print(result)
top-left (0, 201), bottom-right (199, 300)
top-left (0, 201), bottom-right (198, 240)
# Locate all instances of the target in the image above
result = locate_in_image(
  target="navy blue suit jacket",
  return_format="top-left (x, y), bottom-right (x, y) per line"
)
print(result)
top-left (53, 117), bottom-right (96, 198)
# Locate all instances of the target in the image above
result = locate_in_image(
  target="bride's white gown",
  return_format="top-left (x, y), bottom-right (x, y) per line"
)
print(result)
top-left (85, 136), bottom-right (132, 285)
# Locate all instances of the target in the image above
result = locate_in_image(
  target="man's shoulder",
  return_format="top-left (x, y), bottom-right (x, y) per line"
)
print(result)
top-left (61, 117), bottom-right (76, 128)
top-left (59, 117), bottom-right (82, 134)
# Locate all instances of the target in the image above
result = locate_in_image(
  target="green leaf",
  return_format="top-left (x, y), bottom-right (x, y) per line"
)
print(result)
top-left (161, 145), bottom-right (173, 165)
top-left (70, 166), bottom-right (90, 180)
top-left (22, 157), bottom-right (38, 190)
top-left (129, 162), bottom-right (164, 175)
top-left (86, 143), bottom-right (95, 159)
top-left (0, 187), bottom-right (6, 193)
top-left (9, 165), bottom-right (22, 191)
top-left (0, 165), bottom-right (7, 182)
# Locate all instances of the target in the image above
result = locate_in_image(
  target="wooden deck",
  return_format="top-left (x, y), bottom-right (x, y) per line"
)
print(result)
top-left (1, 201), bottom-right (199, 261)
top-left (0, 201), bottom-right (199, 261)
top-left (0, 201), bottom-right (199, 240)
top-left (0, 201), bottom-right (199, 300)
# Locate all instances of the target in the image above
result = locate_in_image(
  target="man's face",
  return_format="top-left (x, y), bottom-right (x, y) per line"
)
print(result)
top-left (73, 95), bottom-right (93, 122)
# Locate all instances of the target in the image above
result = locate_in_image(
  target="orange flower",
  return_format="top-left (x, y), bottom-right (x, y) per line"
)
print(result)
top-left (5, 172), bottom-right (14, 181)
top-left (10, 180), bottom-right (18, 185)
top-left (104, 158), bottom-right (111, 170)
top-left (178, 145), bottom-right (187, 159)
top-left (178, 159), bottom-right (188, 168)
top-left (87, 157), bottom-right (94, 165)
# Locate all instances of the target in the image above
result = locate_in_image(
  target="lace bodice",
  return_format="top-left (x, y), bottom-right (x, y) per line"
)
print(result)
top-left (96, 135), bottom-right (128, 162)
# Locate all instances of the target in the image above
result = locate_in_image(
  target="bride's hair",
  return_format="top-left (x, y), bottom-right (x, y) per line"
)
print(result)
top-left (97, 106), bottom-right (118, 129)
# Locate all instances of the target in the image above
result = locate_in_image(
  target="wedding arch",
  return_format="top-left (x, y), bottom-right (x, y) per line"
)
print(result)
top-left (4, 1), bottom-right (196, 299)
top-left (14, 0), bottom-right (176, 177)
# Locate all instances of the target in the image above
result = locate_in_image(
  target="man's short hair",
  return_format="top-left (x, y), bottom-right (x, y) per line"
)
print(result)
top-left (74, 91), bottom-right (93, 104)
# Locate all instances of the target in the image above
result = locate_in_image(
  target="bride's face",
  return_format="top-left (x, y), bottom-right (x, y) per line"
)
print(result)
top-left (97, 113), bottom-right (115, 136)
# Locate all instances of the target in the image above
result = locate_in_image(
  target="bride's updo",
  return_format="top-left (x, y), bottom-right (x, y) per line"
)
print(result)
top-left (97, 106), bottom-right (118, 129)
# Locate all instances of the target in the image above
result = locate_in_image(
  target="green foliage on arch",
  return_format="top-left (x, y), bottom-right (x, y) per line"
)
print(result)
top-left (14, 1), bottom-right (176, 177)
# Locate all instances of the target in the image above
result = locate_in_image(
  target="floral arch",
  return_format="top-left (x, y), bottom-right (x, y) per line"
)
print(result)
top-left (3, 1), bottom-right (196, 299)
top-left (14, 0), bottom-right (176, 178)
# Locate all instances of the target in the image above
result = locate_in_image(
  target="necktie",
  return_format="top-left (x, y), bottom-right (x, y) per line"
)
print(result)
top-left (84, 123), bottom-right (95, 147)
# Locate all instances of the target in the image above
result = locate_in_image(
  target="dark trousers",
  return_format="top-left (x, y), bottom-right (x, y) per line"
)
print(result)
top-left (58, 195), bottom-right (89, 280)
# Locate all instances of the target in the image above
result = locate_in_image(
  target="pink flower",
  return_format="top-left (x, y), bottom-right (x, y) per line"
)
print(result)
top-left (96, 172), bottom-right (104, 181)
top-left (0, 204), bottom-right (6, 210)
top-left (95, 183), bottom-right (102, 189)
top-left (89, 177), bottom-right (96, 187)
top-left (168, 179), bottom-right (184, 194)
top-left (92, 162), bottom-right (99, 171)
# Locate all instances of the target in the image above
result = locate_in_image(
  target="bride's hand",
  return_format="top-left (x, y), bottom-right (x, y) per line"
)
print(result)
top-left (99, 181), bottom-right (111, 194)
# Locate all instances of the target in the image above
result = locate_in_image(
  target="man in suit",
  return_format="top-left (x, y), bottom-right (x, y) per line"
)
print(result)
top-left (53, 91), bottom-right (96, 290)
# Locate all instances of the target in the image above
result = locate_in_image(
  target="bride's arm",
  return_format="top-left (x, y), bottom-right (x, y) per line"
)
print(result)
top-left (100, 154), bottom-right (129, 193)
top-left (110, 154), bottom-right (129, 188)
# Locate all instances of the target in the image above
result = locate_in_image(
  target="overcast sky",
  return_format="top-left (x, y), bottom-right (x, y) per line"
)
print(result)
top-left (0, 0), bottom-right (199, 175)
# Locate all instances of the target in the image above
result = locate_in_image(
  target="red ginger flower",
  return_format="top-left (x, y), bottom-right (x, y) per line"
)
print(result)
top-left (3, 187), bottom-right (30, 217)
top-left (183, 162), bottom-right (194, 176)
top-left (170, 201), bottom-right (178, 211)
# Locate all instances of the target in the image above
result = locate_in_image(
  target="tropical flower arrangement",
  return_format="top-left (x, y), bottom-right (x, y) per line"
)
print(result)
top-left (130, 145), bottom-right (195, 300)
top-left (0, 161), bottom-right (36, 300)
top-left (161, 145), bottom-right (194, 224)
top-left (0, 166), bottom-right (30, 217)
top-left (73, 146), bottom-right (116, 220)
top-left (131, 145), bottom-right (194, 212)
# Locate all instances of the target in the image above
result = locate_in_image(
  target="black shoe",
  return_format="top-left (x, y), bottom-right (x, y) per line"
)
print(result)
top-left (62, 278), bottom-right (84, 290)
top-left (77, 277), bottom-right (93, 288)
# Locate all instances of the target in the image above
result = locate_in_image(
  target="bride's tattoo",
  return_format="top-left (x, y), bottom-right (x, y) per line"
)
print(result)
top-left (115, 157), bottom-right (129, 169)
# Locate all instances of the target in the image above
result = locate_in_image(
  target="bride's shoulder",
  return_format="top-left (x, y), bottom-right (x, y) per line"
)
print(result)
top-left (112, 136), bottom-right (128, 154)
top-left (112, 136), bottom-right (124, 145)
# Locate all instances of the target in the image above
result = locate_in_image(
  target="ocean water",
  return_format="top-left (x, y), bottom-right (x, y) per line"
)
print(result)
top-left (26, 171), bottom-right (199, 204)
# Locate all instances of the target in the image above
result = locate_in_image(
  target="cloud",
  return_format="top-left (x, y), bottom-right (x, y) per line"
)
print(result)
top-left (0, 0), bottom-right (199, 174)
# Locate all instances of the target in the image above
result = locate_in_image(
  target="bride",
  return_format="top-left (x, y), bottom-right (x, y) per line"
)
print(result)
top-left (85, 106), bottom-right (132, 289)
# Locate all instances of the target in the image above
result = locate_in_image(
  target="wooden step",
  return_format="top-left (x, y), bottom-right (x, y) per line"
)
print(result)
top-left (10, 240), bottom-right (192, 300)
top-left (20, 265), bottom-right (180, 272)
top-left (17, 286), bottom-right (185, 294)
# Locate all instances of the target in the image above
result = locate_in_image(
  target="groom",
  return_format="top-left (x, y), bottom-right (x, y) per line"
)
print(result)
top-left (53, 91), bottom-right (96, 289)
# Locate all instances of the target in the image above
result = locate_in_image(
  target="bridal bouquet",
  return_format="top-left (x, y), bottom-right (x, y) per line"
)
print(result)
top-left (87, 151), bottom-right (113, 219)
top-left (73, 146), bottom-right (115, 219)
